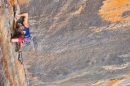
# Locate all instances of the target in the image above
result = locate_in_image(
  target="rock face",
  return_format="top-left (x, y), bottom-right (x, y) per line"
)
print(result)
top-left (0, 0), bottom-right (27, 86)
top-left (21, 0), bottom-right (130, 85)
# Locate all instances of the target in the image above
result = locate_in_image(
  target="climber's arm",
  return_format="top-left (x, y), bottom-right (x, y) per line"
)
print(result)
top-left (17, 13), bottom-right (29, 27)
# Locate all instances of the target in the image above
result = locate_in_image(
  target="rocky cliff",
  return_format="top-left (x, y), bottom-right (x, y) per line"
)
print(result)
top-left (1, 0), bottom-right (130, 86)
top-left (0, 0), bottom-right (27, 86)
top-left (21, 0), bottom-right (130, 86)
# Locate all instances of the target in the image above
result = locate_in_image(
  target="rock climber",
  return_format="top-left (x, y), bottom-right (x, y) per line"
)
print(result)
top-left (11, 12), bottom-right (31, 51)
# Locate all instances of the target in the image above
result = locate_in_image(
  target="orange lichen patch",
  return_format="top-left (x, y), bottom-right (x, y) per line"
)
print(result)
top-left (99, 0), bottom-right (130, 22)
top-left (9, 0), bottom-right (28, 6)
top-left (107, 80), bottom-right (121, 86)
top-left (9, 0), bottom-right (15, 6)
top-left (17, 0), bottom-right (29, 5)
top-left (107, 76), bottom-right (130, 86)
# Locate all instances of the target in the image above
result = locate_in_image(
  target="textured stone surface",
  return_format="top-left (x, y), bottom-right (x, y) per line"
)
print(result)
top-left (20, 0), bottom-right (130, 85)
top-left (0, 0), bottom-right (27, 86)
top-left (0, 47), bottom-right (4, 86)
